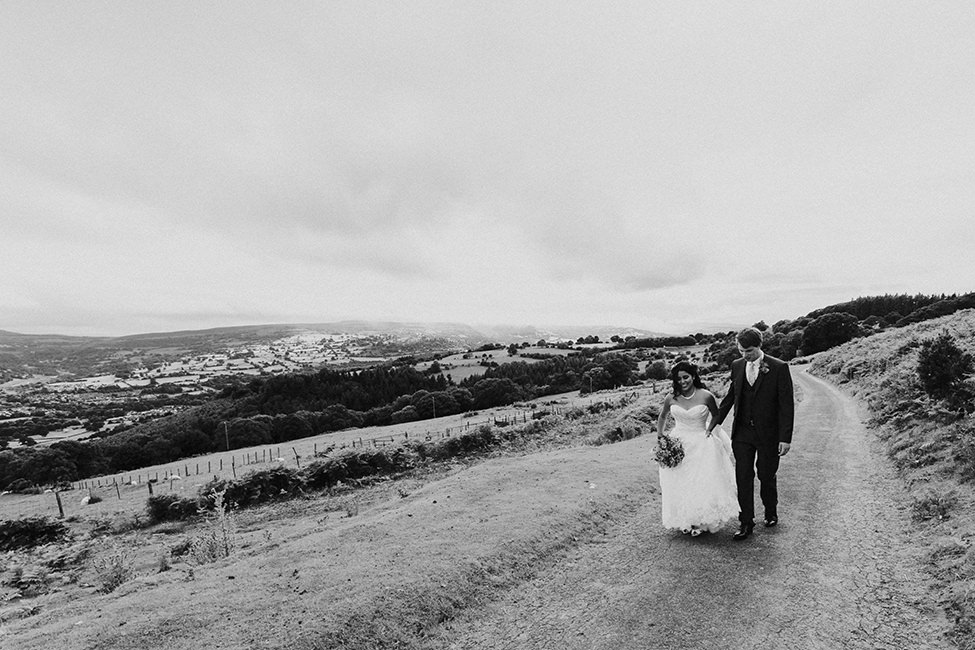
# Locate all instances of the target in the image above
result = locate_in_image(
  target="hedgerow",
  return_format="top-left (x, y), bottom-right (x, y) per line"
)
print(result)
top-left (0, 516), bottom-right (69, 550)
top-left (144, 393), bottom-right (645, 520)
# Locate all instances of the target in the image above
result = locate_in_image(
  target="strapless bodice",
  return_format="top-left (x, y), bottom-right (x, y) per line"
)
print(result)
top-left (670, 403), bottom-right (709, 431)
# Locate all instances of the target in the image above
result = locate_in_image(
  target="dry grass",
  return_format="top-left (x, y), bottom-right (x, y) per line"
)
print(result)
top-left (0, 386), bottom-right (660, 650)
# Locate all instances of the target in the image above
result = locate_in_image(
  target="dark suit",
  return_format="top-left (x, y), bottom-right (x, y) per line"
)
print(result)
top-left (716, 354), bottom-right (794, 524)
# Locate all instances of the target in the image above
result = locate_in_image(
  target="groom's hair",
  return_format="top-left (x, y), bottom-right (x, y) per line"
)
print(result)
top-left (736, 327), bottom-right (763, 348)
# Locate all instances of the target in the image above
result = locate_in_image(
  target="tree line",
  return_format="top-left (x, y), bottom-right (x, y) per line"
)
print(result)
top-left (1, 351), bottom-right (646, 489)
top-left (4, 291), bottom-right (971, 490)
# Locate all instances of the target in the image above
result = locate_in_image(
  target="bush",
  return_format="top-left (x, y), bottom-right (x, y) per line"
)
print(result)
top-left (187, 490), bottom-right (237, 564)
top-left (211, 466), bottom-right (305, 510)
top-left (912, 490), bottom-right (958, 522)
top-left (592, 424), bottom-right (643, 446)
top-left (0, 517), bottom-right (69, 550)
top-left (93, 543), bottom-right (135, 593)
top-left (917, 331), bottom-right (973, 399)
top-left (4, 478), bottom-right (41, 494)
top-left (301, 446), bottom-right (419, 490)
top-left (146, 494), bottom-right (201, 523)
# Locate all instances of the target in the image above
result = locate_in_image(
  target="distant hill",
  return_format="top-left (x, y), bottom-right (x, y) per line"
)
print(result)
top-left (472, 324), bottom-right (669, 343)
top-left (0, 320), bottom-right (664, 381)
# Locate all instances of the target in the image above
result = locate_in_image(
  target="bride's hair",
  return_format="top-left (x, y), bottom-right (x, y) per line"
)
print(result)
top-left (670, 360), bottom-right (706, 396)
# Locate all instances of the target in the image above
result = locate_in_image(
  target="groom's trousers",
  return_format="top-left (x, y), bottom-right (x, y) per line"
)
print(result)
top-left (732, 435), bottom-right (780, 524)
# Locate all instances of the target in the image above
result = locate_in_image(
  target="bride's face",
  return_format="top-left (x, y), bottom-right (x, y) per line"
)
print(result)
top-left (677, 371), bottom-right (694, 394)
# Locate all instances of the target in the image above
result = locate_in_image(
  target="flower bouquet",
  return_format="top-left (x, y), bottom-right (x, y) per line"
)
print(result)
top-left (653, 433), bottom-right (685, 468)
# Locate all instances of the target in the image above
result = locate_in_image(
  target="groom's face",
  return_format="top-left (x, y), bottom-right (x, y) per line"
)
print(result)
top-left (737, 343), bottom-right (762, 362)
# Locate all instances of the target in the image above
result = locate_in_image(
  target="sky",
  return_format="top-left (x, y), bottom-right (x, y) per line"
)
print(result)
top-left (2, 2), bottom-right (974, 338)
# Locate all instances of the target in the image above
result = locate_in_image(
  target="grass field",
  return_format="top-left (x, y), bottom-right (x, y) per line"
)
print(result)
top-left (0, 383), bottom-right (661, 650)
top-left (0, 384), bottom-right (657, 523)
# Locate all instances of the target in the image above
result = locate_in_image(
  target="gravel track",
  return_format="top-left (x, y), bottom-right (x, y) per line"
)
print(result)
top-left (439, 369), bottom-right (952, 650)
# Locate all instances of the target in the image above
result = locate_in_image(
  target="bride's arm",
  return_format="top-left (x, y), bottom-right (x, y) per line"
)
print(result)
top-left (704, 391), bottom-right (719, 436)
top-left (656, 396), bottom-right (672, 437)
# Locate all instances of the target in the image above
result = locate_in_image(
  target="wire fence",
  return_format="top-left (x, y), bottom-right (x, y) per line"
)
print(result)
top-left (52, 383), bottom-right (662, 513)
top-left (67, 408), bottom-right (573, 493)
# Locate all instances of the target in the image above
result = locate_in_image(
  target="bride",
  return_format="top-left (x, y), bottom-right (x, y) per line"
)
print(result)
top-left (655, 360), bottom-right (738, 535)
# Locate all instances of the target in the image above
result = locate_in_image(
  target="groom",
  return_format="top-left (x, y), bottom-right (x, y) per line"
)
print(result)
top-left (711, 327), bottom-right (794, 541)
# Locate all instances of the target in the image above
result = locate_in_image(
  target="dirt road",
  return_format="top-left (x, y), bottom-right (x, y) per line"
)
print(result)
top-left (440, 369), bottom-right (952, 649)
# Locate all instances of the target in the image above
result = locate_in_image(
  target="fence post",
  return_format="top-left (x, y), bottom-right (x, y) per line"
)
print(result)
top-left (292, 447), bottom-right (301, 468)
top-left (55, 491), bottom-right (65, 518)
top-left (115, 481), bottom-right (121, 500)
top-left (148, 482), bottom-right (154, 496)
top-left (232, 457), bottom-right (237, 478)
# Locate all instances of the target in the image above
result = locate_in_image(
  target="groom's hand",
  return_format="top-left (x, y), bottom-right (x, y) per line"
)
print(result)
top-left (778, 442), bottom-right (791, 457)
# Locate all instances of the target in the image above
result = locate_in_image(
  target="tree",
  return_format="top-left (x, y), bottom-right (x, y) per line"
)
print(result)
top-left (471, 378), bottom-right (524, 409)
top-left (917, 331), bottom-right (973, 399)
top-left (390, 406), bottom-right (419, 424)
top-left (800, 313), bottom-right (861, 354)
top-left (644, 360), bottom-right (669, 380)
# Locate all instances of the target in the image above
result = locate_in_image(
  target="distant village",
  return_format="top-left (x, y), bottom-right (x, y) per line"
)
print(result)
top-left (0, 332), bottom-right (436, 446)
top-left (40, 332), bottom-right (393, 394)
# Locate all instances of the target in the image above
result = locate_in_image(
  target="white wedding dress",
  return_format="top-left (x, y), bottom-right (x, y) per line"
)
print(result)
top-left (658, 403), bottom-right (738, 533)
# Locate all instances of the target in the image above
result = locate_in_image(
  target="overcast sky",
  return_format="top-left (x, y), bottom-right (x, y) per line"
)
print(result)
top-left (2, 2), bottom-right (973, 337)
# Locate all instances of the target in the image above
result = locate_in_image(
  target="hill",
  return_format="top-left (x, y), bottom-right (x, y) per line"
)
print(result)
top-left (0, 329), bottom-right (964, 648)
top-left (0, 320), bottom-right (667, 383)
top-left (809, 308), bottom-right (975, 645)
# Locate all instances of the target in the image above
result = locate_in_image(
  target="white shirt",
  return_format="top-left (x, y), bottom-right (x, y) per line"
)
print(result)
top-left (746, 352), bottom-right (765, 385)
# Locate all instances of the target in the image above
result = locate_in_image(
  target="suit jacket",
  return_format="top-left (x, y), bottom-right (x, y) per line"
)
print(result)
top-left (717, 354), bottom-right (794, 445)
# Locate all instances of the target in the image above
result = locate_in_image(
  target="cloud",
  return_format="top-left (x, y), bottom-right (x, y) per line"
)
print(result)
top-left (1, 3), bottom-right (973, 336)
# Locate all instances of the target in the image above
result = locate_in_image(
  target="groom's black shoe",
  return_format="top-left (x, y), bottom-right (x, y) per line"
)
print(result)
top-left (764, 516), bottom-right (778, 528)
top-left (733, 522), bottom-right (755, 541)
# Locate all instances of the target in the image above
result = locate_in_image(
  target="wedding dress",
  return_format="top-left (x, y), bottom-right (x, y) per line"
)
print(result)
top-left (658, 403), bottom-right (738, 533)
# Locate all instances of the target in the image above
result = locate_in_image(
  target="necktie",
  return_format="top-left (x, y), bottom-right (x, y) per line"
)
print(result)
top-left (746, 361), bottom-right (758, 385)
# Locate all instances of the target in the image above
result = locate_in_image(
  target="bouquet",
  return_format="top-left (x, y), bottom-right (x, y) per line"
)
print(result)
top-left (653, 433), bottom-right (685, 468)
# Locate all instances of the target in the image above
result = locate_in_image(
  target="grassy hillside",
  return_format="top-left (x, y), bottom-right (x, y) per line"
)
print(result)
top-left (0, 386), bottom-right (660, 650)
top-left (810, 308), bottom-right (975, 647)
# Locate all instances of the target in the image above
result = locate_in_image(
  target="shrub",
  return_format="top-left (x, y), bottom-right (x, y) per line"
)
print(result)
top-left (564, 407), bottom-right (586, 420)
top-left (0, 517), bottom-right (69, 550)
top-left (93, 544), bottom-right (135, 593)
top-left (187, 490), bottom-right (237, 564)
top-left (592, 424), bottom-right (643, 446)
top-left (4, 565), bottom-right (52, 597)
top-left (211, 465), bottom-right (305, 510)
top-left (146, 494), bottom-right (201, 523)
top-left (301, 446), bottom-right (419, 490)
top-left (917, 331), bottom-right (973, 399)
top-left (912, 490), bottom-right (958, 522)
top-left (4, 478), bottom-right (41, 494)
